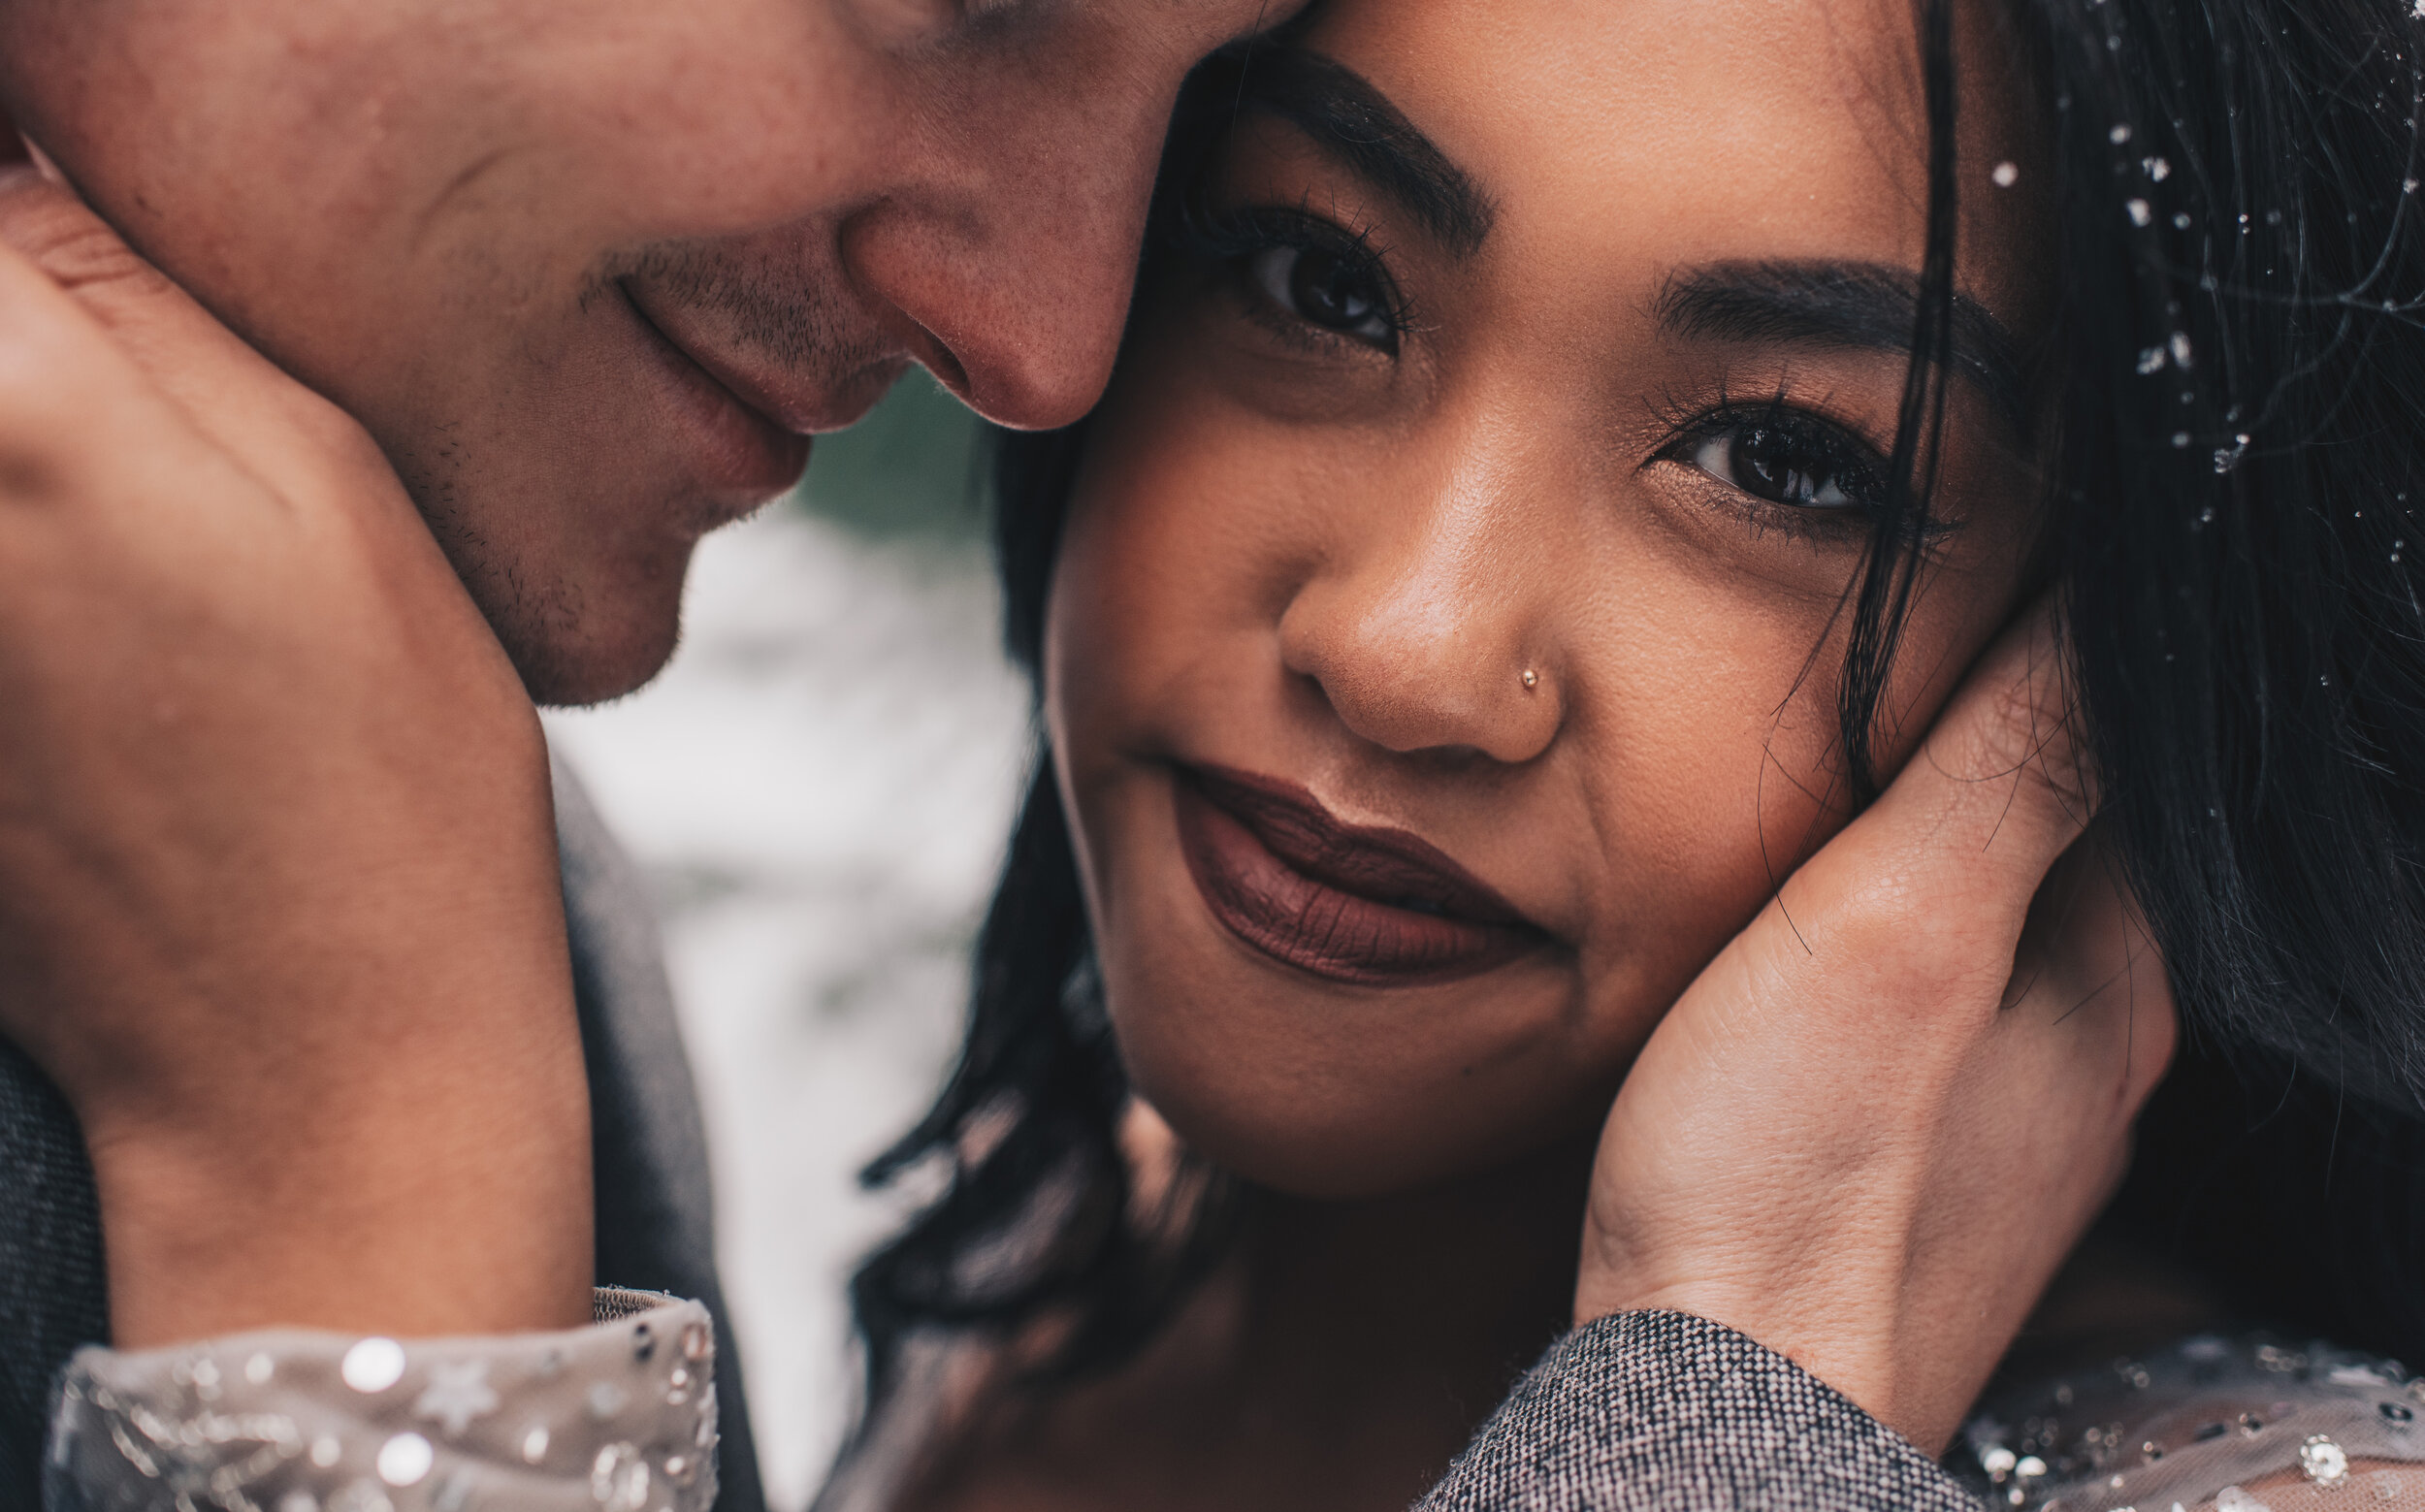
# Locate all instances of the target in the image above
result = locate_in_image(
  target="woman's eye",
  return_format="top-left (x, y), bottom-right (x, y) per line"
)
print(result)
top-left (1688, 421), bottom-right (1878, 512)
top-left (1245, 244), bottom-right (1396, 346)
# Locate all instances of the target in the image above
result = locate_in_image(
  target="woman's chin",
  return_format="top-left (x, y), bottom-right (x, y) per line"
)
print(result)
top-left (1139, 1080), bottom-right (1606, 1201)
top-left (1086, 820), bottom-right (1633, 1198)
top-left (1114, 1009), bottom-right (1617, 1202)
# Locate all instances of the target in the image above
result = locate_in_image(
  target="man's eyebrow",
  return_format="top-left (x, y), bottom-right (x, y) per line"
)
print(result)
top-left (1655, 262), bottom-right (2029, 432)
top-left (1231, 48), bottom-right (1497, 259)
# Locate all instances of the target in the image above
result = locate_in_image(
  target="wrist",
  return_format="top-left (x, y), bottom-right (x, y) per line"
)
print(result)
top-left (81, 1013), bottom-right (595, 1347)
top-left (1575, 1230), bottom-right (1955, 1453)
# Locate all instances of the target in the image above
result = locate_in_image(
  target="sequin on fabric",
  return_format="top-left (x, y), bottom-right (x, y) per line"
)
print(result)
top-left (1960, 1334), bottom-right (2425, 1512)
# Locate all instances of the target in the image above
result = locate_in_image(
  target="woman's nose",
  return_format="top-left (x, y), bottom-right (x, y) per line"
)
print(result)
top-left (1276, 488), bottom-right (1565, 767)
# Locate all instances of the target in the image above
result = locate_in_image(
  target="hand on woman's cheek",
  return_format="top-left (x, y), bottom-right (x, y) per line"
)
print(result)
top-left (1576, 609), bottom-right (2175, 1455)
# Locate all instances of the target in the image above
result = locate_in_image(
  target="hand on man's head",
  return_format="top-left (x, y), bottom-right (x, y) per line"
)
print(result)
top-left (0, 0), bottom-right (1295, 703)
top-left (0, 162), bottom-right (601, 1344)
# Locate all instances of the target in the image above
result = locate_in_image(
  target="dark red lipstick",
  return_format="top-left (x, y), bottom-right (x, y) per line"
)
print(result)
top-left (1172, 762), bottom-right (1550, 987)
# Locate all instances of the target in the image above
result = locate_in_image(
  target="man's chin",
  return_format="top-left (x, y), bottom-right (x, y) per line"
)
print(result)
top-left (476, 560), bottom-right (693, 710)
top-left (516, 629), bottom-right (683, 709)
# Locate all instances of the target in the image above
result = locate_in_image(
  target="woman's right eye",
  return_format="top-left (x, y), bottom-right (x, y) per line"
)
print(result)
top-left (1244, 243), bottom-right (1398, 349)
top-left (1659, 407), bottom-right (1891, 526)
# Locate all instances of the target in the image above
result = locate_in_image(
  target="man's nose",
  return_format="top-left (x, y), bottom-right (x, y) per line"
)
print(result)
top-left (837, 53), bottom-right (1179, 431)
top-left (841, 202), bottom-right (1132, 431)
top-left (1276, 455), bottom-right (1567, 767)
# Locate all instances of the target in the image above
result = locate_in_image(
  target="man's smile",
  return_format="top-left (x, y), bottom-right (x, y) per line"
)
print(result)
top-left (614, 277), bottom-right (815, 507)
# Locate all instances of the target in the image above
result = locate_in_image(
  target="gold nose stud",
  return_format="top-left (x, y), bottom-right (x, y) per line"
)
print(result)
top-left (1521, 668), bottom-right (1539, 690)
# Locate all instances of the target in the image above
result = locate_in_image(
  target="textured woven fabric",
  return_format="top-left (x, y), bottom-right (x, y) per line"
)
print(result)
top-left (0, 750), bottom-right (763, 1512)
top-left (0, 1039), bottom-right (109, 1510)
top-left (1415, 1310), bottom-right (1981, 1512)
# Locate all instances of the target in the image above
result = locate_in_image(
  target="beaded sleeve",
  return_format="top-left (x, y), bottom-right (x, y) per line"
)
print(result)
top-left (1960, 1332), bottom-right (2425, 1512)
top-left (43, 1286), bottom-right (717, 1512)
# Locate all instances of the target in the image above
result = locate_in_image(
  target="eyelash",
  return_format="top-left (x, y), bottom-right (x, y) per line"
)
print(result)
top-left (1170, 202), bottom-right (1411, 355)
top-left (1650, 394), bottom-right (1942, 546)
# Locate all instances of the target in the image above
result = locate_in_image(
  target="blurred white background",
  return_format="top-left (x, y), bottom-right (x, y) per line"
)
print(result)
top-left (542, 373), bottom-right (1028, 1510)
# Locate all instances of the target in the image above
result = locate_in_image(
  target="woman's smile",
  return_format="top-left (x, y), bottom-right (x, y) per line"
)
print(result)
top-left (1172, 762), bottom-right (1553, 986)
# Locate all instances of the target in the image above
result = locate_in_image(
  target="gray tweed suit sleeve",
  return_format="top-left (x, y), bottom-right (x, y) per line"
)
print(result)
top-left (1415, 1311), bottom-right (1982, 1512)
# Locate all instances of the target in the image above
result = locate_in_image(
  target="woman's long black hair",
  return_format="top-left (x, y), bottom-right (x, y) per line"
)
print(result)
top-left (834, 0), bottom-right (2425, 1475)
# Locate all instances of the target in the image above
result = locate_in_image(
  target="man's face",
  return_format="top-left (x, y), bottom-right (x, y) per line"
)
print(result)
top-left (0, 0), bottom-right (1280, 702)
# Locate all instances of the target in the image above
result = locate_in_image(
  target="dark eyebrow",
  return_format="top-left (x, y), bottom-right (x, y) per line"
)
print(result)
top-left (1230, 49), bottom-right (1497, 259)
top-left (1655, 262), bottom-right (2029, 433)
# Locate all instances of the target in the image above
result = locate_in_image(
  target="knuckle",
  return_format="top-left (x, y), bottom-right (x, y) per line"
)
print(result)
top-left (0, 432), bottom-right (65, 506)
top-left (1915, 670), bottom-right (2095, 864)
top-left (0, 276), bottom-right (146, 512)
top-left (0, 183), bottom-right (167, 306)
top-left (0, 358), bottom-right (100, 505)
top-left (1819, 873), bottom-right (1925, 960)
top-left (1944, 663), bottom-right (2072, 785)
top-left (2118, 962), bottom-right (2182, 1096)
top-left (309, 405), bottom-right (393, 479)
top-left (272, 392), bottom-right (404, 504)
top-left (1809, 866), bottom-right (2012, 1013)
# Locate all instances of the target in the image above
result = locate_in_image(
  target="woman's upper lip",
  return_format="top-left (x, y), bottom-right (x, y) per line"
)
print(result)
top-left (1182, 762), bottom-right (1539, 931)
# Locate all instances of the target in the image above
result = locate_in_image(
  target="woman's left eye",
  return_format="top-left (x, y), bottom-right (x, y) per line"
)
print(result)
top-left (1245, 244), bottom-right (1397, 347)
top-left (1681, 415), bottom-right (1884, 515)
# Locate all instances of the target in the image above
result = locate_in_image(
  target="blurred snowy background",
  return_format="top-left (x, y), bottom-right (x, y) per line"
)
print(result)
top-left (542, 370), bottom-right (1029, 1510)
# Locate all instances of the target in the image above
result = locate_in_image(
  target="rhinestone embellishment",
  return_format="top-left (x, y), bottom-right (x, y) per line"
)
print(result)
top-left (375, 1432), bottom-right (433, 1488)
top-left (592, 1442), bottom-right (651, 1511)
top-left (2302, 1433), bottom-right (2352, 1488)
top-left (340, 1338), bottom-right (406, 1395)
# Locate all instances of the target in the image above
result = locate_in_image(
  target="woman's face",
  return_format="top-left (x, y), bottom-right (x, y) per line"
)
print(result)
top-left (1047, 0), bottom-right (2051, 1197)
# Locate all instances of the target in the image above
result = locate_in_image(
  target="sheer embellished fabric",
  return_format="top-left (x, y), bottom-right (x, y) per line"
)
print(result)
top-left (1961, 1333), bottom-right (2425, 1512)
top-left (44, 1287), bottom-right (717, 1512)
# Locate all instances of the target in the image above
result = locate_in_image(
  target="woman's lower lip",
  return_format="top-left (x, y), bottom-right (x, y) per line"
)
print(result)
top-left (1172, 775), bottom-right (1544, 987)
top-left (620, 285), bottom-right (811, 506)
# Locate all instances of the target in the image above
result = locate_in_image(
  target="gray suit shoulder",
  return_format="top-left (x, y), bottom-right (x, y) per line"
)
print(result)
top-left (551, 749), bottom-right (768, 1512)
top-left (552, 747), bottom-right (720, 1270)
top-left (1416, 1311), bottom-right (1979, 1512)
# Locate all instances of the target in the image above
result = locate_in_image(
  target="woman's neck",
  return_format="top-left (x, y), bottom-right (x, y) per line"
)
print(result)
top-left (1234, 1137), bottom-right (1595, 1425)
top-left (906, 1136), bottom-right (1595, 1512)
